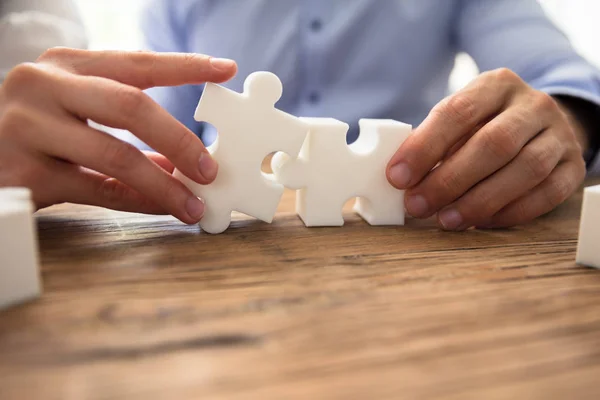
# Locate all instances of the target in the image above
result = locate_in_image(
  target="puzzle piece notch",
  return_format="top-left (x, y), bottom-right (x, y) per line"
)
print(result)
top-left (272, 118), bottom-right (412, 227)
top-left (0, 187), bottom-right (42, 310)
top-left (576, 184), bottom-right (600, 269)
top-left (173, 71), bottom-right (309, 234)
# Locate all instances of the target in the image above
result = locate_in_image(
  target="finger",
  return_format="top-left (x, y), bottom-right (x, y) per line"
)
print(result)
top-left (22, 113), bottom-right (205, 224)
top-left (3, 151), bottom-right (166, 215)
top-left (387, 68), bottom-right (522, 189)
top-left (143, 151), bottom-right (175, 173)
top-left (479, 160), bottom-right (585, 229)
top-left (435, 129), bottom-right (566, 231)
top-left (441, 127), bottom-right (477, 161)
top-left (37, 48), bottom-right (237, 89)
top-left (51, 161), bottom-right (167, 215)
top-left (405, 102), bottom-right (551, 218)
top-left (52, 73), bottom-right (217, 185)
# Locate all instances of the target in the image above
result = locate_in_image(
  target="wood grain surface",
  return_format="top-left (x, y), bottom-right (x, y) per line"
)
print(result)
top-left (1, 179), bottom-right (600, 400)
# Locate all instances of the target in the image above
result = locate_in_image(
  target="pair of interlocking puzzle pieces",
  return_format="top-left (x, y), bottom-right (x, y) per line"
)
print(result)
top-left (173, 71), bottom-right (412, 235)
top-left (171, 70), bottom-right (600, 263)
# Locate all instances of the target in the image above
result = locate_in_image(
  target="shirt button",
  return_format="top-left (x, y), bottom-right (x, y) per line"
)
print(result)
top-left (308, 92), bottom-right (321, 103)
top-left (310, 19), bottom-right (323, 32)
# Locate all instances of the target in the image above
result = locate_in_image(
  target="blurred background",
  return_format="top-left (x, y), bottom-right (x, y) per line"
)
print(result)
top-left (72, 0), bottom-right (600, 92)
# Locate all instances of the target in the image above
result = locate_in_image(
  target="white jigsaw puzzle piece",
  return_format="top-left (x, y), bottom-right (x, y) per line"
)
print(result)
top-left (576, 184), bottom-right (600, 269)
top-left (0, 188), bottom-right (42, 310)
top-left (173, 71), bottom-right (309, 234)
top-left (272, 118), bottom-right (412, 227)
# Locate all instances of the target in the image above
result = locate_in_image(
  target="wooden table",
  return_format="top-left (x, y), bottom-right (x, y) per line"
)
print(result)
top-left (1, 179), bottom-right (600, 400)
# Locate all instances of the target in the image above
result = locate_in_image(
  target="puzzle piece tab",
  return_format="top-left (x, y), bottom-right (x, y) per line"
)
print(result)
top-left (271, 118), bottom-right (412, 227)
top-left (0, 188), bottom-right (42, 310)
top-left (173, 72), bottom-right (309, 234)
top-left (576, 184), bottom-right (600, 269)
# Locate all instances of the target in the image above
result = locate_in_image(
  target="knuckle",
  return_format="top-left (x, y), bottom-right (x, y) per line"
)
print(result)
top-left (479, 122), bottom-right (521, 160)
top-left (434, 93), bottom-right (477, 125)
top-left (183, 52), bottom-right (204, 64)
top-left (97, 177), bottom-right (128, 202)
top-left (522, 146), bottom-right (555, 181)
top-left (0, 105), bottom-right (34, 139)
top-left (532, 91), bottom-right (558, 113)
top-left (416, 135), bottom-right (440, 162)
top-left (174, 132), bottom-right (197, 158)
top-left (113, 87), bottom-right (149, 120)
top-left (3, 63), bottom-right (45, 93)
top-left (131, 50), bottom-right (157, 67)
top-left (103, 140), bottom-right (142, 173)
top-left (544, 176), bottom-right (573, 208)
top-left (36, 46), bottom-right (80, 64)
top-left (181, 53), bottom-right (202, 68)
top-left (163, 177), bottom-right (186, 208)
top-left (509, 200), bottom-right (531, 225)
top-left (491, 67), bottom-right (521, 83)
top-left (468, 190), bottom-right (497, 217)
top-left (182, 53), bottom-right (210, 73)
top-left (436, 169), bottom-right (465, 199)
top-left (132, 51), bottom-right (159, 88)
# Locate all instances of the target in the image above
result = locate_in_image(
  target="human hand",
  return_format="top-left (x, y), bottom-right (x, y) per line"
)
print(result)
top-left (0, 48), bottom-right (237, 224)
top-left (386, 68), bottom-right (587, 230)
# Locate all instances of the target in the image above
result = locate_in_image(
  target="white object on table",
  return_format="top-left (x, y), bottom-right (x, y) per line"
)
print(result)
top-left (0, 187), bottom-right (42, 310)
top-left (173, 71), bottom-right (309, 234)
top-left (576, 184), bottom-right (600, 269)
top-left (272, 118), bottom-right (412, 227)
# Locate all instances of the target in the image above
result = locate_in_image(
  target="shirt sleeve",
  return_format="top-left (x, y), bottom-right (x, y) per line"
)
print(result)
top-left (454, 0), bottom-right (600, 175)
top-left (138, 0), bottom-right (205, 148)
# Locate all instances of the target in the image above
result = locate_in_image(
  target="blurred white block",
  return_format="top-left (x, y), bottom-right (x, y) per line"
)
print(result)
top-left (0, 187), bottom-right (42, 310)
top-left (576, 185), bottom-right (600, 269)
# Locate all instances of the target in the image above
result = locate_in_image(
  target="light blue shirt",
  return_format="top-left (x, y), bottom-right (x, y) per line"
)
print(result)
top-left (140, 0), bottom-right (600, 173)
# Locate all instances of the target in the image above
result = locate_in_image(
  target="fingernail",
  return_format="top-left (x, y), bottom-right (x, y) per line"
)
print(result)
top-left (406, 195), bottom-right (429, 217)
top-left (439, 209), bottom-right (463, 230)
top-left (389, 163), bottom-right (412, 188)
top-left (209, 57), bottom-right (236, 71)
top-left (199, 152), bottom-right (218, 181)
top-left (186, 196), bottom-right (205, 221)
